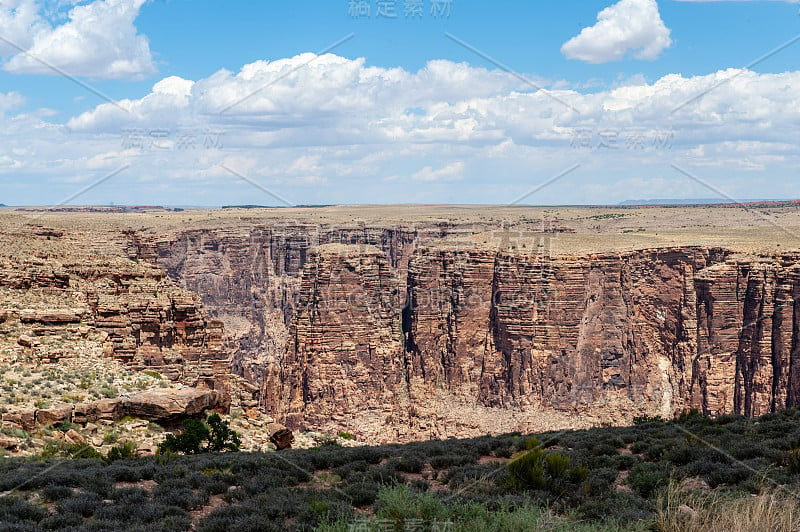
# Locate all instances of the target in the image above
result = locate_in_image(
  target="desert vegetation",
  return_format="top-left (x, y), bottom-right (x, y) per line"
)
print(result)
top-left (2, 408), bottom-right (800, 530)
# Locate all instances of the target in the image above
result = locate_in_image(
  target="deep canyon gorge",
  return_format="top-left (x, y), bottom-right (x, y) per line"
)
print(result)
top-left (4, 205), bottom-right (800, 444)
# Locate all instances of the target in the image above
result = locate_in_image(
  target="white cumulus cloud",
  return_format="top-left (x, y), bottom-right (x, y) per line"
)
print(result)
top-left (0, 0), bottom-right (46, 55)
top-left (2, 0), bottom-right (155, 80)
top-left (411, 162), bottom-right (464, 182)
top-left (561, 0), bottom-right (672, 63)
top-left (4, 54), bottom-right (800, 205)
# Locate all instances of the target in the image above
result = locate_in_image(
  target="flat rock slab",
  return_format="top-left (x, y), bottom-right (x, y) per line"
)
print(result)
top-left (124, 388), bottom-right (222, 422)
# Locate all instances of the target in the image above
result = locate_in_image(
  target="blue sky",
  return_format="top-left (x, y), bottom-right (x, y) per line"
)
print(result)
top-left (0, 0), bottom-right (799, 206)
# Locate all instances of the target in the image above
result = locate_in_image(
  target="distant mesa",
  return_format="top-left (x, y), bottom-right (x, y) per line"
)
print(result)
top-left (14, 205), bottom-right (181, 213)
top-left (221, 205), bottom-right (275, 209)
top-left (220, 204), bottom-right (335, 209)
top-left (620, 198), bottom-right (800, 208)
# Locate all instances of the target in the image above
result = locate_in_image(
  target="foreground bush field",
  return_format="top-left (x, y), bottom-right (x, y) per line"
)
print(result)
top-left (3, 408), bottom-right (800, 530)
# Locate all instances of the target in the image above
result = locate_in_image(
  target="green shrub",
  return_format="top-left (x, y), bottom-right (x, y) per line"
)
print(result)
top-left (106, 440), bottom-right (139, 462)
top-left (494, 446), bottom-right (514, 458)
top-left (627, 462), bottom-right (671, 498)
top-left (393, 455), bottom-right (424, 473)
top-left (206, 413), bottom-right (242, 452)
top-left (507, 442), bottom-right (587, 495)
top-left (57, 492), bottom-right (103, 518)
top-left (788, 448), bottom-right (800, 473)
top-left (0, 495), bottom-right (48, 523)
top-left (676, 408), bottom-right (707, 424)
top-left (706, 464), bottom-right (752, 488)
top-left (344, 480), bottom-right (381, 506)
top-left (40, 441), bottom-right (103, 460)
top-left (585, 467), bottom-right (617, 496)
top-left (333, 460), bottom-right (370, 479)
top-left (591, 443), bottom-right (620, 456)
top-left (99, 386), bottom-right (119, 398)
top-left (430, 453), bottom-right (477, 469)
top-left (311, 434), bottom-right (341, 447)
top-left (577, 491), bottom-right (654, 525)
top-left (41, 484), bottom-right (74, 502)
top-left (158, 414), bottom-right (240, 455)
top-left (634, 414), bottom-right (666, 425)
top-left (544, 452), bottom-right (572, 478)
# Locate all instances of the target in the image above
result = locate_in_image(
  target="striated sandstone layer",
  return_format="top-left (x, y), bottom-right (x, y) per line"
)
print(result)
top-left (261, 244), bottom-right (800, 442)
top-left (0, 224), bottom-right (235, 404)
top-left (12, 211), bottom-right (800, 445)
top-left (265, 244), bottom-right (406, 432)
top-left (140, 223), bottom-right (423, 395)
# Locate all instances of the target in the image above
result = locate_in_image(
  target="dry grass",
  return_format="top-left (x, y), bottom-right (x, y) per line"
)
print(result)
top-left (655, 479), bottom-right (800, 532)
top-left (4, 203), bottom-right (800, 256)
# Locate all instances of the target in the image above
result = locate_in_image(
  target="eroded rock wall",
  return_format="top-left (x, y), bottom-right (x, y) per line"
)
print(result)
top-left (144, 224), bottom-right (420, 392)
top-left (0, 226), bottom-right (233, 403)
top-left (128, 221), bottom-right (800, 443)
top-left (263, 244), bottom-right (800, 442)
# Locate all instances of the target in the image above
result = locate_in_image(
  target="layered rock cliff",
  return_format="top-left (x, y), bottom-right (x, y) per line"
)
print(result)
top-left (0, 224), bottom-right (233, 402)
top-left (262, 243), bottom-right (800, 442)
top-left (122, 219), bottom-right (800, 443)
top-left (265, 244), bottom-right (405, 431)
top-left (142, 223), bottom-right (422, 395)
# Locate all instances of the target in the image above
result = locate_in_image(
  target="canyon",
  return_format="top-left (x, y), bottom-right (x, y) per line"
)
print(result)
top-left (3, 205), bottom-right (800, 445)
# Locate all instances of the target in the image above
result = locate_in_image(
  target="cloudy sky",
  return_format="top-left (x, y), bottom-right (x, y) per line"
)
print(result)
top-left (1, 0), bottom-right (799, 206)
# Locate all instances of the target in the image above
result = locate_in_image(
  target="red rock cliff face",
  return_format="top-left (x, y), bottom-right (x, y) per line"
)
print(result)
top-left (0, 225), bottom-right (231, 401)
top-left (143, 224), bottom-right (420, 393)
top-left (692, 258), bottom-right (800, 418)
top-left (265, 245), bottom-right (405, 433)
top-left (403, 247), bottom-right (713, 420)
top-left (131, 222), bottom-right (800, 442)
top-left (264, 245), bottom-right (800, 442)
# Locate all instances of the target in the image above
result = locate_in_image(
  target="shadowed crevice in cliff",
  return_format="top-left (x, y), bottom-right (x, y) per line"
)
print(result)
top-left (126, 222), bottom-right (800, 442)
top-left (734, 266), bottom-right (771, 417)
top-left (781, 266), bottom-right (800, 408)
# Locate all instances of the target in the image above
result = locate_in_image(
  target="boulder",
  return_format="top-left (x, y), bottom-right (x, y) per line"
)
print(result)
top-left (0, 436), bottom-right (18, 450)
top-left (17, 335), bottom-right (35, 348)
top-left (19, 309), bottom-right (82, 324)
top-left (3, 409), bottom-right (36, 432)
top-left (124, 388), bottom-right (222, 423)
top-left (74, 399), bottom-right (124, 423)
top-left (267, 422), bottom-right (294, 450)
top-left (72, 403), bottom-right (97, 424)
top-left (95, 398), bottom-right (124, 421)
top-left (36, 403), bottom-right (73, 427)
top-left (65, 429), bottom-right (85, 444)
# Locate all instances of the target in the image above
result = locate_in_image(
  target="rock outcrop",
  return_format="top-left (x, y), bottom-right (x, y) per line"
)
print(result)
top-left (122, 388), bottom-right (223, 423)
top-left (264, 244), bottom-right (405, 433)
top-left (0, 223), bottom-right (240, 410)
top-left (144, 224), bottom-right (421, 396)
top-left (2, 388), bottom-right (223, 429)
top-left (9, 215), bottom-right (800, 445)
top-left (261, 244), bottom-right (800, 442)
